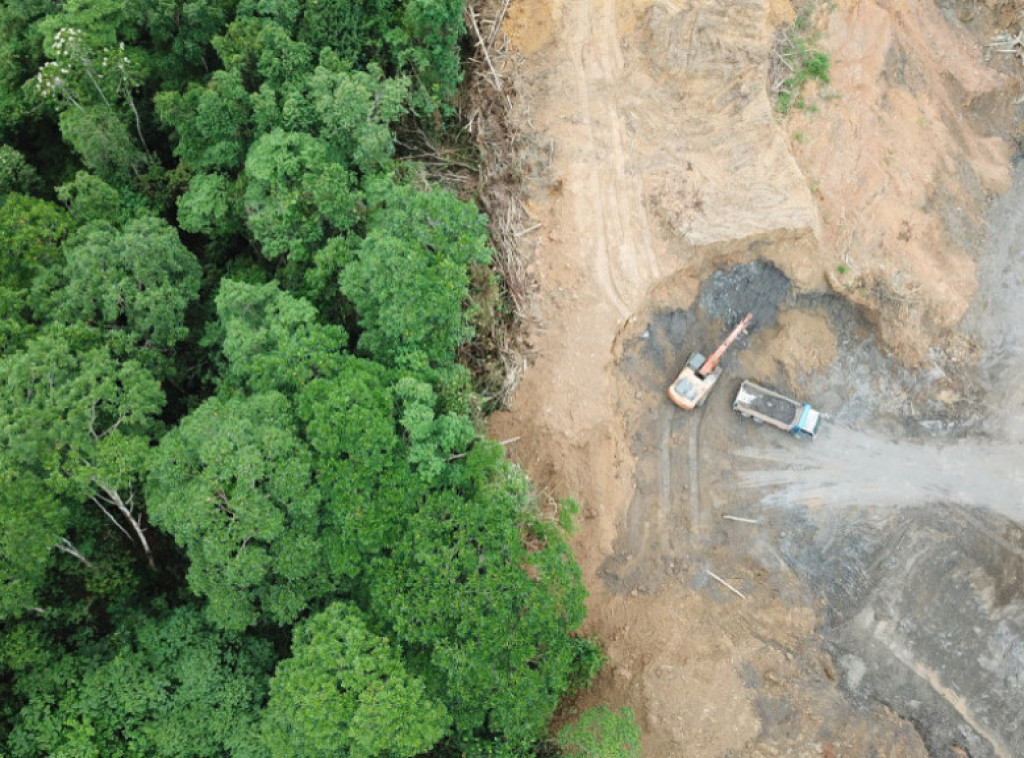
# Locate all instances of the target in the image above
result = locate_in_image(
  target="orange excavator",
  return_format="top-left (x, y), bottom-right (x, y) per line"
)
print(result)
top-left (668, 312), bottom-right (753, 410)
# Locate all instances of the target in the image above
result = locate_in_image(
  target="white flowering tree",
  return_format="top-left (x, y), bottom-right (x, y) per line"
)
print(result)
top-left (33, 28), bottom-right (152, 179)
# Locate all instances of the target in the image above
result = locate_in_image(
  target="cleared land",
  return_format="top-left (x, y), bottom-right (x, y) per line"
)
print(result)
top-left (490, 0), bottom-right (1024, 755)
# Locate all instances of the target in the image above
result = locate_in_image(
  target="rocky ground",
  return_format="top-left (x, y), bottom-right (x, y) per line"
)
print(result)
top-left (488, 0), bottom-right (1024, 755)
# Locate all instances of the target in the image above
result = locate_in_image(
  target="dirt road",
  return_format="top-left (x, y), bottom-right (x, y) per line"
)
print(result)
top-left (491, 0), bottom-right (1024, 755)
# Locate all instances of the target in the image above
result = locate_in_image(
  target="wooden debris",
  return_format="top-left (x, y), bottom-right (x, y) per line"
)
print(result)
top-left (706, 569), bottom-right (747, 599)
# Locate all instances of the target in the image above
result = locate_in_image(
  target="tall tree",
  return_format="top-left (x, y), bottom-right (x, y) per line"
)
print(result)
top-left (58, 217), bottom-right (201, 349)
top-left (32, 27), bottom-right (152, 181)
top-left (339, 181), bottom-right (491, 370)
top-left (0, 193), bottom-right (71, 352)
top-left (6, 605), bottom-right (275, 758)
top-left (262, 602), bottom-right (450, 758)
top-left (146, 391), bottom-right (326, 631)
top-left (368, 441), bottom-right (596, 750)
top-left (215, 279), bottom-right (348, 394)
top-left (243, 129), bottom-right (359, 267)
top-left (0, 328), bottom-right (165, 618)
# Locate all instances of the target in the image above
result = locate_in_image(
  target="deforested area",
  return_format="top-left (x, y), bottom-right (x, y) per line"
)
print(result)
top-left (489, 0), bottom-right (1024, 755)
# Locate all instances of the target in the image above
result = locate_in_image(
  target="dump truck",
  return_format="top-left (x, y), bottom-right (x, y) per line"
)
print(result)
top-left (732, 380), bottom-right (821, 439)
top-left (668, 313), bottom-right (753, 410)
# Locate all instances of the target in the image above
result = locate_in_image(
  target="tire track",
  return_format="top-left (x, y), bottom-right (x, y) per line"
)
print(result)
top-left (659, 412), bottom-right (674, 537)
top-left (566, 0), bottom-right (661, 318)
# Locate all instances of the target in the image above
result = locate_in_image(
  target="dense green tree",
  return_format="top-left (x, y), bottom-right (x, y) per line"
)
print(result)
top-left (32, 27), bottom-right (153, 181)
top-left (6, 605), bottom-right (274, 758)
top-left (156, 68), bottom-right (254, 174)
top-left (0, 0), bottom-right (607, 753)
top-left (393, 374), bottom-right (474, 484)
top-left (0, 194), bottom-right (71, 351)
top-left (398, 0), bottom-right (465, 107)
top-left (306, 57), bottom-right (408, 174)
top-left (0, 146), bottom-right (42, 196)
top-left (176, 171), bottom-right (245, 237)
top-left (212, 17), bottom-right (314, 90)
top-left (56, 172), bottom-right (127, 224)
top-left (146, 391), bottom-right (327, 631)
top-left (368, 441), bottom-right (594, 749)
top-left (55, 216), bottom-right (202, 365)
top-left (0, 194), bottom-right (70, 292)
top-left (281, 0), bottom-right (399, 66)
top-left (262, 602), bottom-right (450, 758)
top-left (122, 0), bottom-right (237, 87)
top-left (216, 279), bottom-right (348, 393)
top-left (0, 0), bottom-right (53, 139)
top-left (340, 180), bottom-right (491, 369)
top-left (242, 129), bottom-right (359, 268)
top-left (295, 360), bottom-right (413, 580)
top-left (0, 328), bottom-right (165, 618)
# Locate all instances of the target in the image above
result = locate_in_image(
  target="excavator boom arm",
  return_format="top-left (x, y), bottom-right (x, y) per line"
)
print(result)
top-left (698, 312), bottom-right (753, 376)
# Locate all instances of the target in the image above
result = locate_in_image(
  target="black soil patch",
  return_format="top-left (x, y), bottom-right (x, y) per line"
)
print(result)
top-left (601, 260), bottom-right (793, 593)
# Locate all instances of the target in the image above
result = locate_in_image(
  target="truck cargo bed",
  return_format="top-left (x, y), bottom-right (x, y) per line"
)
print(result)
top-left (734, 383), bottom-right (799, 424)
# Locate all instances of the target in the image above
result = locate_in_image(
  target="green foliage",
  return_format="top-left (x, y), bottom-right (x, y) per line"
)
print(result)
top-left (147, 391), bottom-right (326, 631)
top-left (156, 68), bottom-right (254, 174)
top-left (557, 707), bottom-right (642, 758)
top-left (176, 172), bottom-right (245, 237)
top-left (6, 606), bottom-right (274, 758)
top-left (296, 0), bottom-right (391, 61)
top-left (340, 180), bottom-right (491, 369)
top-left (0, 146), bottom-right (42, 196)
top-left (33, 27), bottom-right (153, 181)
top-left (0, 471), bottom-right (66, 619)
top-left (56, 172), bottom-right (126, 224)
top-left (0, 0), bottom-right (605, 753)
top-left (775, 15), bottom-right (831, 115)
top-left (56, 103), bottom-right (144, 181)
top-left (56, 216), bottom-right (202, 361)
top-left (0, 194), bottom-right (70, 291)
top-left (0, 327), bottom-right (165, 618)
top-left (394, 375), bottom-right (475, 483)
top-left (369, 441), bottom-right (591, 749)
top-left (212, 17), bottom-right (314, 89)
top-left (243, 129), bottom-right (359, 264)
top-left (399, 0), bottom-right (465, 108)
top-left (121, 0), bottom-right (237, 87)
top-left (294, 357), bottom-right (412, 581)
top-left (0, 194), bottom-right (72, 351)
top-left (306, 57), bottom-right (409, 175)
top-left (262, 602), bottom-right (450, 758)
top-left (216, 279), bottom-right (348, 393)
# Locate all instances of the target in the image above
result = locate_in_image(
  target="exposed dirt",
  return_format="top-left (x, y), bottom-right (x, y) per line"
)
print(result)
top-left (489, 0), bottom-right (1024, 755)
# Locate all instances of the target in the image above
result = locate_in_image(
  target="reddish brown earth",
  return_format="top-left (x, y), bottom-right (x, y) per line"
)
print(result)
top-left (487, 0), bottom-right (1024, 755)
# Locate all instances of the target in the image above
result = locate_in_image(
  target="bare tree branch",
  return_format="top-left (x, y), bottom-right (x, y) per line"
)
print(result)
top-left (92, 479), bottom-right (155, 567)
top-left (55, 537), bottom-right (93, 568)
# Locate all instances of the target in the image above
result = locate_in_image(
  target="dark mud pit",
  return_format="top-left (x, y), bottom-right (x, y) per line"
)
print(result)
top-left (604, 253), bottom-right (1024, 756)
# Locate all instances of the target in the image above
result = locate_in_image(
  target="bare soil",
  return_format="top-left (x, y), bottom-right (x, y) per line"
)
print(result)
top-left (488, 0), bottom-right (1024, 755)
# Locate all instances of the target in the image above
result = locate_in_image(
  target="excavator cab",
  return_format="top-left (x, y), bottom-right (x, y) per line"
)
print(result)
top-left (668, 363), bottom-right (720, 409)
top-left (668, 313), bottom-right (752, 411)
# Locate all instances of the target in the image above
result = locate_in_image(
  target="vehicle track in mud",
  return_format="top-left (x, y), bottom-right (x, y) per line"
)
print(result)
top-left (567, 0), bottom-right (659, 317)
